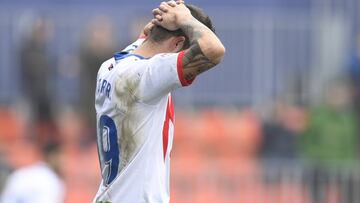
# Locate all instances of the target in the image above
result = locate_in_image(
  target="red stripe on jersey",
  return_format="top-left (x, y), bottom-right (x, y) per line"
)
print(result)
top-left (162, 96), bottom-right (175, 161)
top-left (177, 51), bottom-right (195, 86)
top-left (168, 95), bottom-right (174, 122)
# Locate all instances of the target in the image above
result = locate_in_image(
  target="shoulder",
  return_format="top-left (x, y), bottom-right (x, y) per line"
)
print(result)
top-left (145, 53), bottom-right (181, 71)
top-left (150, 53), bottom-right (180, 62)
top-left (113, 55), bottom-right (150, 78)
top-left (6, 163), bottom-right (63, 189)
top-left (101, 57), bottom-right (115, 69)
top-left (97, 57), bottom-right (116, 77)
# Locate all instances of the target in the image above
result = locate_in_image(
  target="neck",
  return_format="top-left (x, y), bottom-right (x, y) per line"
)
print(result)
top-left (132, 39), bottom-right (166, 58)
top-left (132, 40), bottom-right (169, 58)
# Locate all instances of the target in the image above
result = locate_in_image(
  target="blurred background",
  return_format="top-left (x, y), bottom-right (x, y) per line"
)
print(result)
top-left (1, 0), bottom-right (360, 202)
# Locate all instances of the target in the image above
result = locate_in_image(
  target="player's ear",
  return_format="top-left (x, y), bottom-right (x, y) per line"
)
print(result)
top-left (172, 36), bottom-right (186, 53)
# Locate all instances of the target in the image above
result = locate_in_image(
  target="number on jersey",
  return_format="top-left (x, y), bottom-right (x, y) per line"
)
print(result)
top-left (98, 115), bottom-right (120, 186)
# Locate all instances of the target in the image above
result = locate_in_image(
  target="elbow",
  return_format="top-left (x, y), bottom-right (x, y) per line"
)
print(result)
top-left (211, 44), bottom-right (226, 65)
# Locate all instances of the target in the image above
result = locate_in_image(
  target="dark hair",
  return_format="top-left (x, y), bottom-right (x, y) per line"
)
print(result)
top-left (149, 4), bottom-right (215, 49)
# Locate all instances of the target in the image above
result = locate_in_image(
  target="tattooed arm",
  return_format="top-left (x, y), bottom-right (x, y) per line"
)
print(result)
top-left (153, 1), bottom-right (225, 80)
top-left (180, 19), bottom-right (225, 80)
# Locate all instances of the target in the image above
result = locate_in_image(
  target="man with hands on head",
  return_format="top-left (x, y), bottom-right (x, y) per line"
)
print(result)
top-left (93, 1), bottom-right (225, 203)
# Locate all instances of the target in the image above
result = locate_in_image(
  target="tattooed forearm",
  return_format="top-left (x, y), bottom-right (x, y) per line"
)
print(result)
top-left (185, 54), bottom-right (217, 70)
top-left (180, 20), bottom-right (212, 65)
top-left (180, 22), bottom-right (203, 45)
top-left (181, 33), bottom-right (216, 79)
top-left (183, 46), bottom-right (216, 80)
top-left (182, 43), bottom-right (216, 80)
top-left (182, 41), bottom-right (203, 66)
top-left (179, 17), bottom-right (225, 80)
top-left (181, 22), bottom-right (213, 63)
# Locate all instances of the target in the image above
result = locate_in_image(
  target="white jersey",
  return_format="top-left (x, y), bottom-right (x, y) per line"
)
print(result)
top-left (93, 39), bottom-right (194, 203)
top-left (0, 162), bottom-right (65, 203)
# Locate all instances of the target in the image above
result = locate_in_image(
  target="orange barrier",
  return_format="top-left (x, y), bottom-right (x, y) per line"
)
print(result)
top-left (0, 109), bottom-right (317, 203)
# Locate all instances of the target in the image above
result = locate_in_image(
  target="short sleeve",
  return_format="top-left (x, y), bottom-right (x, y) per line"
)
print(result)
top-left (137, 51), bottom-right (195, 104)
top-left (176, 51), bottom-right (195, 86)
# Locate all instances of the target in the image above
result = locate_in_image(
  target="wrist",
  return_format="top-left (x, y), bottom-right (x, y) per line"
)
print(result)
top-left (178, 16), bottom-right (196, 29)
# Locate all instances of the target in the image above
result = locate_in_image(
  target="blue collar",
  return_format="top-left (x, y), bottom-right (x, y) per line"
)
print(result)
top-left (114, 51), bottom-right (146, 62)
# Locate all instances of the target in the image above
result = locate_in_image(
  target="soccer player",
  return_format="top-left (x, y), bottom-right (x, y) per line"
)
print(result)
top-left (93, 1), bottom-right (225, 202)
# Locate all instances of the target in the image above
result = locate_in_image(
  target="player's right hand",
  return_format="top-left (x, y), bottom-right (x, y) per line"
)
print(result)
top-left (151, 0), bottom-right (192, 31)
top-left (139, 21), bottom-right (155, 38)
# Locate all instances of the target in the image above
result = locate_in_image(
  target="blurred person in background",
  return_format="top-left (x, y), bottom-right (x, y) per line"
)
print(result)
top-left (300, 77), bottom-right (360, 203)
top-left (348, 32), bottom-right (360, 118)
top-left (0, 109), bottom-right (24, 194)
top-left (260, 99), bottom-right (307, 183)
top-left (0, 137), bottom-right (65, 203)
top-left (78, 16), bottom-right (118, 139)
top-left (261, 99), bottom-right (307, 161)
top-left (20, 17), bottom-right (55, 130)
top-left (56, 110), bottom-right (100, 203)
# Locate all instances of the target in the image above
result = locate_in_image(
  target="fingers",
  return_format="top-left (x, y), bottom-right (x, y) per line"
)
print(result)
top-left (148, 22), bottom-right (155, 31)
top-left (159, 0), bottom-right (179, 12)
top-left (155, 14), bottom-right (162, 21)
top-left (155, 0), bottom-right (180, 14)
top-left (151, 18), bottom-right (162, 26)
top-left (140, 22), bottom-right (153, 38)
top-left (152, 0), bottom-right (182, 27)
top-left (159, 2), bottom-right (171, 12)
top-left (142, 22), bottom-right (155, 37)
top-left (167, 0), bottom-right (177, 7)
top-left (152, 8), bottom-right (162, 16)
top-left (152, 8), bottom-right (163, 21)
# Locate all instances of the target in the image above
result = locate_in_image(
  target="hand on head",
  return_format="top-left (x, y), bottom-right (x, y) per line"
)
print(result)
top-left (151, 0), bottom-right (192, 31)
top-left (139, 22), bottom-right (155, 38)
top-left (139, 1), bottom-right (188, 38)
